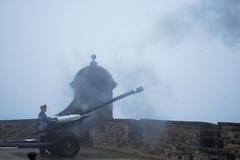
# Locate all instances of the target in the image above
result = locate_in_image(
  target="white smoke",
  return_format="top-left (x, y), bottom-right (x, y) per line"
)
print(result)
top-left (0, 0), bottom-right (239, 123)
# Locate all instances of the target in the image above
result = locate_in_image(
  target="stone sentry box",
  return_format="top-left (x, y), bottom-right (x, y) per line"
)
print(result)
top-left (67, 54), bottom-right (117, 120)
top-left (62, 55), bottom-right (117, 143)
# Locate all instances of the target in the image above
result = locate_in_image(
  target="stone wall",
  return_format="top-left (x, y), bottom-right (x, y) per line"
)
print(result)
top-left (90, 119), bottom-right (240, 160)
top-left (0, 118), bottom-right (239, 160)
top-left (0, 119), bottom-right (37, 140)
top-left (218, 122), bottom-right (240, 158)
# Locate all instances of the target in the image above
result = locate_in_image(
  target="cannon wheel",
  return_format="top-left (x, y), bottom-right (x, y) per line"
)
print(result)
top-left (47, 132), bottom-right (80, 157)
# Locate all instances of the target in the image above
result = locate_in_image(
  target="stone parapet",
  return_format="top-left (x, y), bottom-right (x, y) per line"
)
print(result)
top-left (90, 119), bottom-right (240, 160)
top-left (0, 119), bottom-right (37, 140)
top-left (0, 118), bottom-right (239, 160)
top-left (218, 122), bottom-right (240, 159)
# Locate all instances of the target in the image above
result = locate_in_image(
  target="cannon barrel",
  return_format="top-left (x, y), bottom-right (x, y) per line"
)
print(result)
top-left (81, 86), bottom-right (144, 115)
top-left (57, 86), bottom-right (143, 116)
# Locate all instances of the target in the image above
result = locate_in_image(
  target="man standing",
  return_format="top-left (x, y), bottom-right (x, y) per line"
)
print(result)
top-left (38, 104), bottom-right (48, 155)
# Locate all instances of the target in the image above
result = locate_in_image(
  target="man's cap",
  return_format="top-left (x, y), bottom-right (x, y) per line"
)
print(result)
top-left (40, 104), bottom-right (47, 109)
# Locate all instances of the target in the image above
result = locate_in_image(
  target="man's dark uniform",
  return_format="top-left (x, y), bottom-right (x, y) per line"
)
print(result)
top-left (38, 107), bottom-right (48, 154)
top-left (38, 111), bottom-right (48, 128)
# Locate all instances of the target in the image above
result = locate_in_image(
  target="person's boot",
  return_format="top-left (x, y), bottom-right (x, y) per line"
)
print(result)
top-left (28, 152), bottom-right (37, 160)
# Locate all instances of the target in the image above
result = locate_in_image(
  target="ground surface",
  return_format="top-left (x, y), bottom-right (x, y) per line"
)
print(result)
top-left (0, 146), bottom-right (154, 160)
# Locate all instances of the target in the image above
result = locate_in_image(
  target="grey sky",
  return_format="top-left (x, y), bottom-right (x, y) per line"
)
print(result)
top-left (0, 0), bottom-right (239, 123)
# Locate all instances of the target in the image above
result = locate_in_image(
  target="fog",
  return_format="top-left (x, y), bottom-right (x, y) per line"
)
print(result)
top-left (0, 0), bottom-right (239, 123)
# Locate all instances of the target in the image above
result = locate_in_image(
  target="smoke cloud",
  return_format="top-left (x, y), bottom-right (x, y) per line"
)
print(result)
top-left (0, 0), bottom-right (239, 123)
top-left (160, 0), bottom-right (240, 46)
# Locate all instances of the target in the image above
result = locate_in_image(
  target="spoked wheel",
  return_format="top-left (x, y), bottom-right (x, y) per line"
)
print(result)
top-left (60, 136), bottom-right (80, 157)
top-left (57, 132), bottom-right (80, 157)
top-left (47, 132), bottom-right (80, 157)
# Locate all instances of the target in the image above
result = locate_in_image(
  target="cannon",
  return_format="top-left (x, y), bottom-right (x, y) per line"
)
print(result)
top-left (0, 87), bottom-right (143, 157)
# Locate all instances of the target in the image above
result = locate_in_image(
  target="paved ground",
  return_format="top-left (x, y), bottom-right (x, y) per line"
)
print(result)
top-left (0, 146), bottom-right (155, 160)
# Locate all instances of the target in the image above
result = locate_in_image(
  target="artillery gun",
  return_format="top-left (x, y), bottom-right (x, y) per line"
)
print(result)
top-left (0, 87), bottom-right (143, 157)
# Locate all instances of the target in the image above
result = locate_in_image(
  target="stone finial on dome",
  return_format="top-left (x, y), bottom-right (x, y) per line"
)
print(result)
top-left (90, 54), bottom-right (97, 66)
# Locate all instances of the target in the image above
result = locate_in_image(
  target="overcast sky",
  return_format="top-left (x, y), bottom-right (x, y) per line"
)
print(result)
top-left (0, 0), bottom-right (239, 123)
